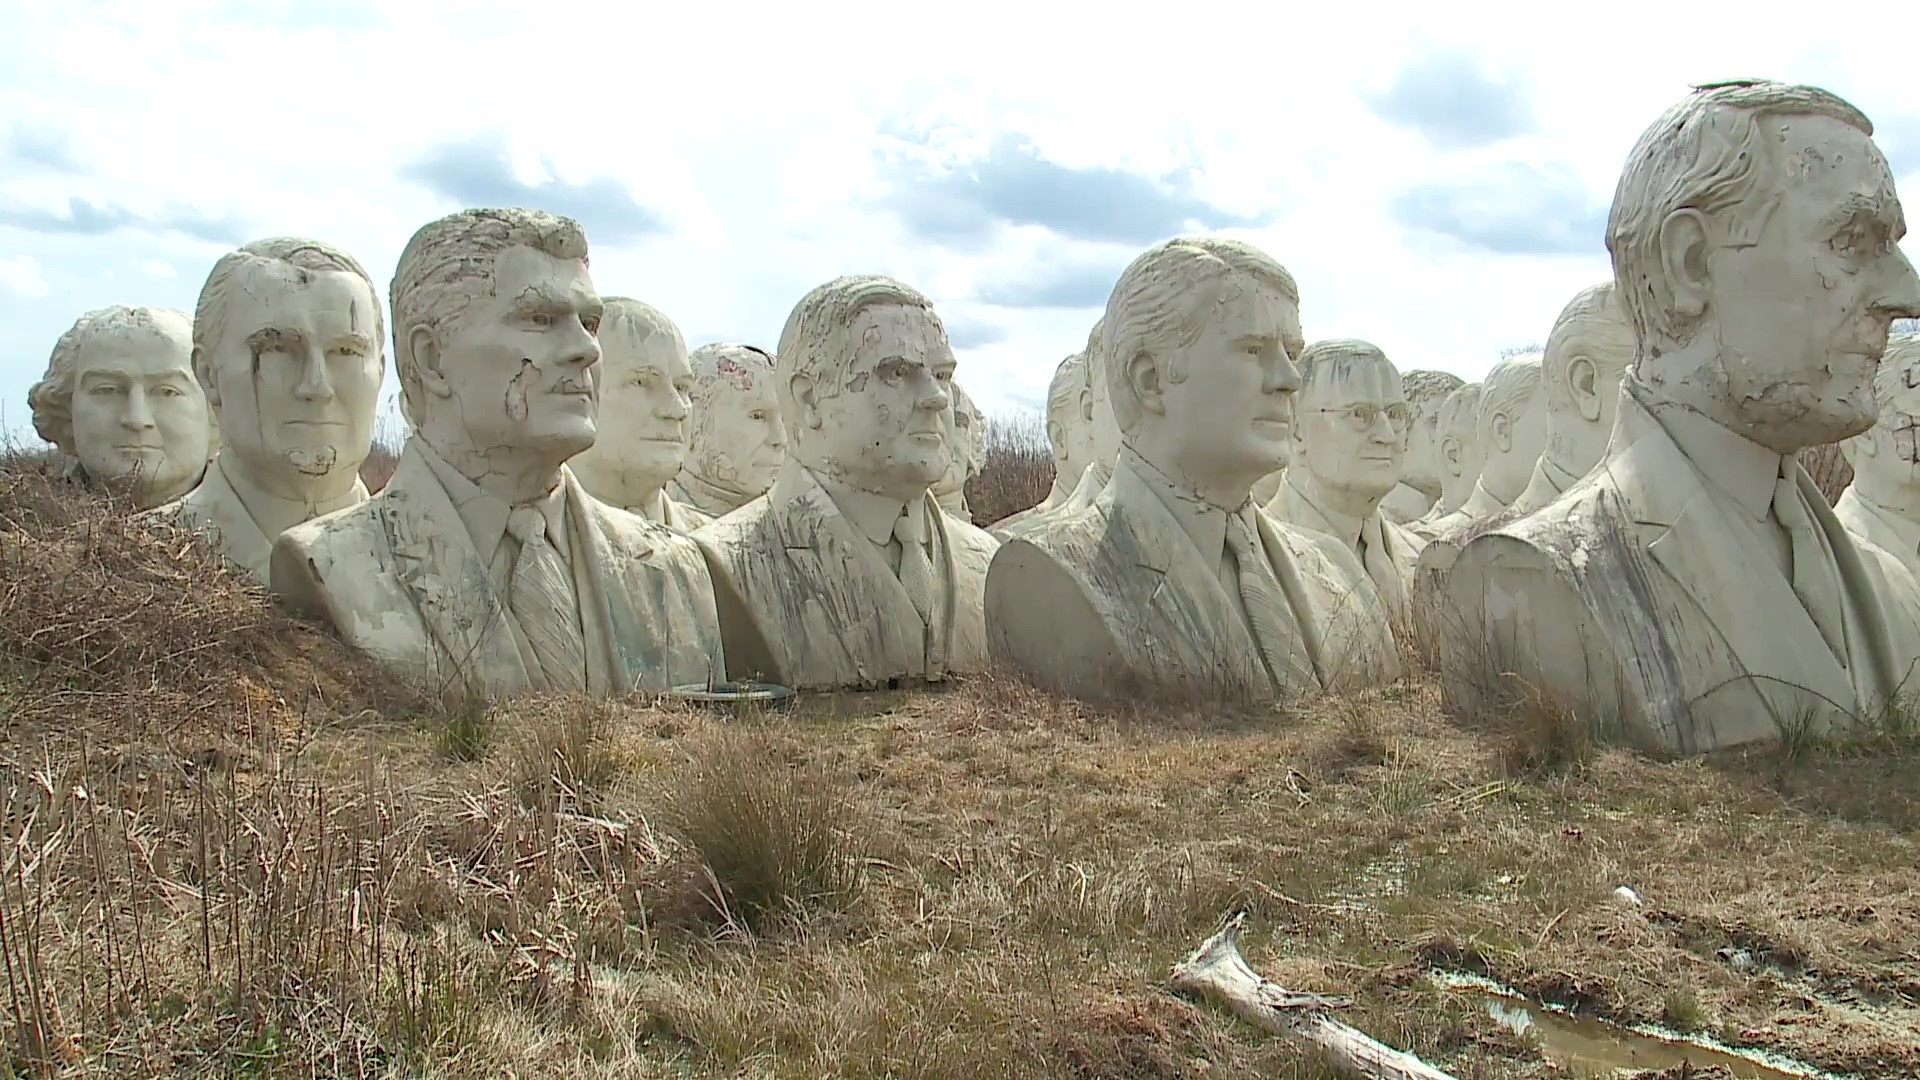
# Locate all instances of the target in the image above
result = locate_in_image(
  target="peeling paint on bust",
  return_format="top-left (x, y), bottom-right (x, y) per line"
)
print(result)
top-left (505, 358), bottom-right (535, 421)
top-left (287, 443), bottom-right (338, 476)
top-left (846, 371), bottom-right (870, 394)
top-left (714, 357), bottom-right (755, 392)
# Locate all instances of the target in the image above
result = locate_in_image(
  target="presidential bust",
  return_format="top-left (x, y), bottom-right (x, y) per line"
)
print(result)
top-left (1378, 369), bottom-right (1464, 523)
top-left (987, 350), bottom-right (1093, 534)
top-left (691, 275), bottom-right (1002, 690)
top-left (152, 238), bottom-right (383, 582)
top-left (999, 319), bottom-right (1123, 537)
top-left (271, 208), bottom-right (724, 699)
top-left (1408, 381), bottom-right (1484, 538)
top-left (1442, 80), bottom-right (1920, 754)
top-left (669, 343), bottom-right (786, 518)
top-left (29, 305), bottom-right (215, 508)
top-left (1837, 334), bottom-right (1920, 576)
top-left (1423, 352), bottom-right (1545, 537)
top-left (1267, 339), bottom-right (1427, 620)
top-left (986, 237), bottom-right (1397, 705)
top-left (1504, 282), bottom-right (1637, 517)
top-left (932, 381), bottom-right (985, 518)
top-left (568, 297), bottom-right (712, 532)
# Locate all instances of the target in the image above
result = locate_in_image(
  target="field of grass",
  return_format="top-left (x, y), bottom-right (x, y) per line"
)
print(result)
top-left (1, 456), bottom-right (1916, 1078)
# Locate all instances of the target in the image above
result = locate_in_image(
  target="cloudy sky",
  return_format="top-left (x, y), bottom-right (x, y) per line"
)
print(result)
top-left (4, 0), bottom-right (1918, 443)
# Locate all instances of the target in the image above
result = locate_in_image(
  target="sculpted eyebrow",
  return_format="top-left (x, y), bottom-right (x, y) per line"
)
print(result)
top-left (245, 327), bottom-right (305, 355)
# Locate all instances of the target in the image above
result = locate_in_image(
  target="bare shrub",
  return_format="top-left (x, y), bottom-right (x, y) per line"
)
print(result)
top-left (664, 729), bottom-right (867, 931)
top-left (1800, 442), bottom-right (1852, 506)
top-left (967, 412), bottom-right (1053, 527)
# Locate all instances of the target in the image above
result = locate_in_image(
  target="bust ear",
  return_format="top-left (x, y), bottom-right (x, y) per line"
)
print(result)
top-left (1126, 349), bottom-right (1165, 417)
top-left (191, 343), bottom-right (220, 408)
top-left (410, 326), bottom-right (453, 400)
top-left (1440, 434), bottom-right (1462, 476)
top-left (1491, 412), bottom-right (1514, 454)
top-left (1078, 386), bottom-right (1095, 426)
top-left (1568, 355), bottom-right (1602, 422)
top-left (1657, 208), bottom-right (1713, 323)
top-left (789, 372), bottom-right (823, 431)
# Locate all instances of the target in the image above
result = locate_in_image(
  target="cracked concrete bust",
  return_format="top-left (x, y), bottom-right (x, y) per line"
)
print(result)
top-left (147, 238), bottom-right (383, 583)
top-left (1378, 369), bottom-right (1464, 523)
top-left (1839, 334), bottom-right (1920, 571)
top-left (669, 343), bottom-right (786, 518)
top-left (270, 208), bottom-right (725, 700)
top-left (690, 274), bottom-right (1002, 690)
top-left (987, 350), bottom-right (1094, 535)
top-left (985, 236), bottom-right (1398, 706)
top-left (1431, 352), bottom-right (1547, 538)
top-left (1440, 80), bottom-right (1920, 754)
top-left (569, 297), bottom-right (712, 532)
top-left (997, 318), bottom-right (1121, 538)
top-left (30, 305), bottom-right (215, 509)
top-left (1409, 381), bottom-right (1484, 539)
top-left (1266, 339), bottom-right (1427, 623)
top-left (932, 380), bottom-right (984, 518)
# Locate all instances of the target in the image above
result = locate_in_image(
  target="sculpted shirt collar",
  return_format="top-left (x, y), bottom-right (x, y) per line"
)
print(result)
top-left (813, 470), bottom-right (927, 547)
top-left (416, 439), bottom-right (571, 564)
top-left (1123, 446), bottom-right (1237, 563)
top-left (1644, 397), bottom-right (1783, 521)
top-left (220, 454), bottom-right (367, 534)
top-left (1539, 453), bottom-right (1582, 496)
top-left (1284, 468), bottom-right (1364, 547)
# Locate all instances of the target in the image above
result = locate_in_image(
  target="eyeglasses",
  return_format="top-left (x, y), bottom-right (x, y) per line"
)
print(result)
top-left (1307, 403), bottom-right (1411, 433)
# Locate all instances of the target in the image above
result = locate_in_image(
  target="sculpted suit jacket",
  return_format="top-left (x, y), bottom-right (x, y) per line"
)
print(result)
top-left (1268, 471), bottom-right (1426, 617)
top-left (1442, 387), bottom-right (1920, 754)
top-left (270, 439), bottom-right (724, 699)
top-left (690, 461), bottom-right (1001, 691)
top-left (985, 455), bottom-right (1398, 706)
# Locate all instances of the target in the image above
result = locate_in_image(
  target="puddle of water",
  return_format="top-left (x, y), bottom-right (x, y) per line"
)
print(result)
top-left (1433, 972), bottom-right (1848, 1080)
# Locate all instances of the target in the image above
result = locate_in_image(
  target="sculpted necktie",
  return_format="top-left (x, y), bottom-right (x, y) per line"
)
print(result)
top-left (893, 510), bottom-right (937, 628)
top-left (1359, 515), bottom-right (1409, 618)
top-left (506, 505), bottom-right (589, 691)
top-left (1224, 511), bottom-right (1317, 697)
top-left (1772, 474), bottom-right (1848, 670)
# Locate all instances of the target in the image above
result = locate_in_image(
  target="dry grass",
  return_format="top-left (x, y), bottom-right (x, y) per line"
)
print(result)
top-left (966, 412), bottom-right (1053, 527)
top-left (1, 454), bottom-right (1917, 1078)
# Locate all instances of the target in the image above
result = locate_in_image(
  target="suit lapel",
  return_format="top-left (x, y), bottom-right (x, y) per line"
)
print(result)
top-left (381, 444), bottom-right (533, 696)
top-left (773, 468), bottom-right (926, 681)
top-left (1802, 468), bottom-right (1902, 708)
top-left (564, 469), bottom-right (661, 695)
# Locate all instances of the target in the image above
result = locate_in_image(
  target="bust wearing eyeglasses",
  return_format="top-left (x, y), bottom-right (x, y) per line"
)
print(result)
top-left (1266, 339), bottom-right (1426, 620)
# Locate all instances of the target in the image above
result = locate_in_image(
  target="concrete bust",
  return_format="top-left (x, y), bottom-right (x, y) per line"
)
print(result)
top-left (1378, 369), bottom-right (1464, 523)
top-left (932, 380), bottom-right (985, 518)
top-left (569, 297), bottom-right (711, 532)
top-left (1267, 339), bottom-right (1428, 621)
top-left (271, 207), bottom-right (724, 699)
top-left (691, 275), bottom-right (1001, 690)
top-left (30, 305), bottom-right (215, 508)
top-left (987, 350), bottom-right (1093, 534)
top-left (1838, 334), bottom-right (1920, 569)
top-left (1507, 282), bottom-right (1637, 516)
top-left (1442, 80), bottom-right (1920, 753)
top-left (669, 343), bottom-right (786, 518)
top-left (1409, 381), bottom-right (1484, 538)
top-left (151, 238), bottom-right (383, 582)
top-left (986, 237), bottom-right (1397, 705)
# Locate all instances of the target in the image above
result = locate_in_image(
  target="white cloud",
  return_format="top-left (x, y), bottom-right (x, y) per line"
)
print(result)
top-left (0, 256), bottom-right (48, 300)
top-left (2, 0), bottom-right (1919, 446)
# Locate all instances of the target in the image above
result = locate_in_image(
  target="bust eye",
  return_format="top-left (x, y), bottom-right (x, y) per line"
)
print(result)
top-left (89, 384), bottom-right (122, 396)
top-left (581, 315), bottom-right (601, 334)
top-left (156, 385), bottom-right (184, 398)
top-left (749, 409), bottom-right (768, 421)
top-left (528, 312), bottom-right (555, 328)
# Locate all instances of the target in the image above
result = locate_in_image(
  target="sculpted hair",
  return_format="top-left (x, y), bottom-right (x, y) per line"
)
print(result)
top-left (1044, 350), bottom-right (1088, 459)
top-left (597, 296), bottom-right (686, 373)
top-left (1478, 354), bottom-right (1544, 443)
top-left (390, 207), bottom-right (591, 427)
top-left (687, 342), bottom-right (776, 453)
top-left (1438, 382), bottom-right (1483, 445)
top-left (1296, 339), bottom-right (1398, 403)
top-left (1606, 79), bottom-right (1873, 355)
top-left (1542, 282), bottom-right (1635, 414)
top-left (775, 274), bottom-right (945, 426)
top-left (196, 237), bottom-right (384, 372)
top-left (1401, 369), bottom-right (1464, 418)
top-left (31, 305), bottom-right (208, 456)
top-left (1103, 236), bottom-right (1300, 434)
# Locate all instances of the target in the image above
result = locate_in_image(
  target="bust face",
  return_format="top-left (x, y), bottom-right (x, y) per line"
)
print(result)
top-left (1707, 114), bottom-right (1920, 449)
top-left (1482, 388), bottom-right (1548, 498)
top-left (1545, 313), bottom-right (1635, 475)
top-left (428, 244), bottom-right (604, 463)
top-left (1852, 345), bottom-right (1920, 497)
top-left (1403, 394), bottom-right (1448, 496)
top-left (933, 383), bottom-right (985, 498)
top-left (69, 318), bottom-right (210, 506)
top-left (201, 263), bottom-right (381, 498)
top-left (690, 352), bottom-right (786, 497)
top-left (1144, 275), bottom-right (1304, 492)
top-left (802, 302), bottom-right (955, 499)
top-left (573, 312), bottom-right (691, 489)
top-left (1297, 358), bottom-right (1408, 504)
